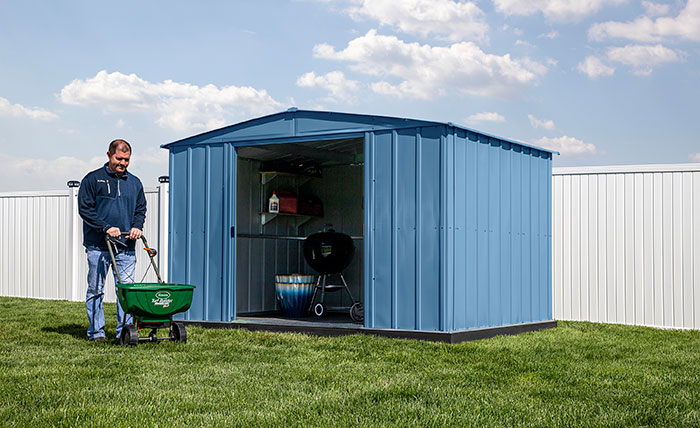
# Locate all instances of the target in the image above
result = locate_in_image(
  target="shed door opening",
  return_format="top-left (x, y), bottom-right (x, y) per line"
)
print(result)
top-left (234, 137), bottom-right (364, 324)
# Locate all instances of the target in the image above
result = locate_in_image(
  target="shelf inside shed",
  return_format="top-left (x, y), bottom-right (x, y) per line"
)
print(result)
top-left (258, 211), bottom-right (316, 227)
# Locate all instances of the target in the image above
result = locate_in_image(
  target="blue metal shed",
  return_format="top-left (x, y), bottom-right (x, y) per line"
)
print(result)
top-left (162, 109), bottom-right (556, 341)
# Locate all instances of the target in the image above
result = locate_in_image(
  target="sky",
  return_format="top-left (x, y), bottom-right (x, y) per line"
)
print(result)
top-left (1, 0), bottom-right (699, 192)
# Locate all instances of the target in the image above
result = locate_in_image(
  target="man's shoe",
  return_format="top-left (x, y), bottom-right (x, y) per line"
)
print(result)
top-left (90, 337), bottom-right (106, 342)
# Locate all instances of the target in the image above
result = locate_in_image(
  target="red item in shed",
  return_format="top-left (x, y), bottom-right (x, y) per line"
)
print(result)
top-left (299, 195), bottom-right (323, 217)
top-left (278, 191), bottom-right (298, 214)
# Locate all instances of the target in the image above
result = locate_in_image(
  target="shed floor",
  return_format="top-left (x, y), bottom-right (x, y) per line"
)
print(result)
top-left (237, 312), bottom-right (360, 329)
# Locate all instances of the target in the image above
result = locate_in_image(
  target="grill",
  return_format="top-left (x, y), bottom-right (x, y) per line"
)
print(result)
top-left (303, 231), bottom-right (355, 274)
top-left (303, 230), bottom-right (363, 322)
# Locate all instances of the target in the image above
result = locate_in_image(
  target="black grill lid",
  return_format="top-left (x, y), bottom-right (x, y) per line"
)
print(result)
top-left (303, 231), bottom-right (355, 274)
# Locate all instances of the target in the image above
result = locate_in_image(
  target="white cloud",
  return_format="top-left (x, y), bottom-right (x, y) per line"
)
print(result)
top-left (578, 46), bottom-right (680, 79)
top-left (296, 71), bottom-right (360, 103)
top-left (577, 56), bottom-right (616, 78)
top-left (0, 148), bottom-right (169, 192)
top-left (538, 30), bottom-right (560, 39)
top-left (349, 0), bottom-right (489, 42)
top-left (0, 153), bottom-right (102, 191)
top-left (466, 112), bottom-right (506, 124)
top-left (589, 0), bottom-right (700, 42)
top-left (589, 17), bottom-right (662, 42)
top-left (116, 119), bottom-right (126, 128)
top-left (133, 147), bottom-right (169, 167)
top-left (0, 96), bottom-right (58, 121)
top-left (493, 0), bottom-right (626, 22)
top-left (606, 44), bottom-right (683, 74)
top-left (533, 136), bottom-right (597, 156)
top-left (528, 114), bottom-right (556, 130)
top-left (690, 152), bottom-right (700, 162)
top-left (516, 39), bottom-right (534, 47)
top-left (520, 57), bottom-right (549, 75)
top-left (642, 1), bottom-right (671, 16)
top-left (59, 70), bottom-right (283, 132)
top-left (313, 30), bottom-right (547, 100)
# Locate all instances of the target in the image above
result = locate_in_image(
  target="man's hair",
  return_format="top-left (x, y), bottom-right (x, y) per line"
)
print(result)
top-left (108, 139), bottom-right (132, 155)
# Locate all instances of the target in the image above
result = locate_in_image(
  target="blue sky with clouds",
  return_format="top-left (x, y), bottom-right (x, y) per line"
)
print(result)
top-left (1, 0), bottom-right (699, 191)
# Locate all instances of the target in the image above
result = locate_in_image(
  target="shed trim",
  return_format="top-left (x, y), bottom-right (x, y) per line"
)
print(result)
top-left (179, 318), bottom-right (557, 344)
top-left (214, 132), bottom-right (366, 148)
top-left (162, 109), bottom-right (558, 156)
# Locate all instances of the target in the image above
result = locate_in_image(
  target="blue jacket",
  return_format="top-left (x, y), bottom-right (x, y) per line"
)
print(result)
top-left (78, 164), bottom-right (147, 251)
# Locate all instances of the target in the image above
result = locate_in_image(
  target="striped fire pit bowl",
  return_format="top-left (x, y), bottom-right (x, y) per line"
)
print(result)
top-left (275, 274), bottom-right (316, 318)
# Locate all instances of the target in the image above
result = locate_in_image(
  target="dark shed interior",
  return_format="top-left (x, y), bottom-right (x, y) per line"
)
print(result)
top-left (235, 137), bottom-right (365, 323)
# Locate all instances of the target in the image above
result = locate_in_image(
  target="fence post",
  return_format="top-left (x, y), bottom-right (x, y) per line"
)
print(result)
top-left (67, 182), bottom-right (83, 302)
top-left (158, 177), bottom-right (169, 283)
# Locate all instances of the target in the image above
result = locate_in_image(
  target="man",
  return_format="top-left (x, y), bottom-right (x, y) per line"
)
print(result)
top-left (78, 139), bottom-right (147, 342)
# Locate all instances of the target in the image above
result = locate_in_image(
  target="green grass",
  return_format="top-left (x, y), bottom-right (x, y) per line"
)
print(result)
top-left (0, 297), bottom-right (698, 427)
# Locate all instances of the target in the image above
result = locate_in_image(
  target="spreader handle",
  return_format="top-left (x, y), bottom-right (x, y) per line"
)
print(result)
top-left (105, 236), bottom-right (124, 284)
top-left (140, 236), bottom-right (164, 284)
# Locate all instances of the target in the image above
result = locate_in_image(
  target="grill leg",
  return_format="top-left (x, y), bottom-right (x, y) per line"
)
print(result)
top-left (308, 275), bottom-right (322, 313)
top-left (339, 273), bottom-right (356, 304)
top-left (319, 274), bottom-right (327, 305)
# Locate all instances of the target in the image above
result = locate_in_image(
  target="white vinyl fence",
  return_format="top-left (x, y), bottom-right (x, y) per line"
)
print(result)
top-left (0, 183), bottom-right (169, 303)
top-left (3, 163), bottom-right (700, 331)
top-left (553, 164), bottom-right (700, 330)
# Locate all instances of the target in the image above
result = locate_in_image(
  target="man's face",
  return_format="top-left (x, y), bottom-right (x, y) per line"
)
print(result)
top-left (107, 148), bottom-right (131, 175)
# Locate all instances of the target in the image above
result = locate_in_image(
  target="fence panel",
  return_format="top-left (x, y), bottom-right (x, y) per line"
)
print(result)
top-left (1, 191), bottom-right (71, 300)
top-left (0, 184), bottom-right (168, 303)
top-left (553, 164), bottom-right (700, 330)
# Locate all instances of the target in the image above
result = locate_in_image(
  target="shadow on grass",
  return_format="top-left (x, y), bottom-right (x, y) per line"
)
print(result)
top-left (42, 323), bottom-right (86, 340)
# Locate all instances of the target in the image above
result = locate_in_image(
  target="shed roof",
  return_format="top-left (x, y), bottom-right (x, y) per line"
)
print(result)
top-left (162, 108), bottom-right (557, 155)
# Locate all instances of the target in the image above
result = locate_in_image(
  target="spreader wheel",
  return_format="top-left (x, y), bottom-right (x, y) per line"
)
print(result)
top-left (170, 322), bottom-right (187, 343)
top-left (120, 324), bottom-right (138, 347)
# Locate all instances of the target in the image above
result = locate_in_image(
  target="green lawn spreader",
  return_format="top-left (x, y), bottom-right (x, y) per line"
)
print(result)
top-left (106, 234), bottom-right (195, 346)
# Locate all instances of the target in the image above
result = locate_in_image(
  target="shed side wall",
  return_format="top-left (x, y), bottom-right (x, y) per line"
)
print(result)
top-left (447, 130), bottom-right (553, 331)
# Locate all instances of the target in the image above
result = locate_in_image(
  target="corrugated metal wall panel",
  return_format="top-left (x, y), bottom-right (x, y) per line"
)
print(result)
top-left (171, 145), bottom-right (231, 322)
top-left (418, 128), bottom-right (442, 331)
top-left (448, 132), bottom-right (553, 331)
top-left (452, 131), bottom-right (467, 330)
top-left (366, 126), bottom-right (553, 332)
top-left (396, 129), bottom-right (418, 329)
top-left (366, 127), bottom-right (445, 331)
top-left (169, 147), bottom-right (189, 297)
top-left (553, 165), bottom-right (700, 329)
top-left (368, 130), bottom-right (394, 328)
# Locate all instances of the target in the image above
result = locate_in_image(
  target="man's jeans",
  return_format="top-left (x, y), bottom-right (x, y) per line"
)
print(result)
top-left (86, 248), bottom-right (135, 340)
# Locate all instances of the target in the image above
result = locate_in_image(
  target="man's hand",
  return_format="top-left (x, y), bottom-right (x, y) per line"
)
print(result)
top-left (128, 228), bottom-right (142, 240)
top-left (106, 227), bottom-right (121, 238)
